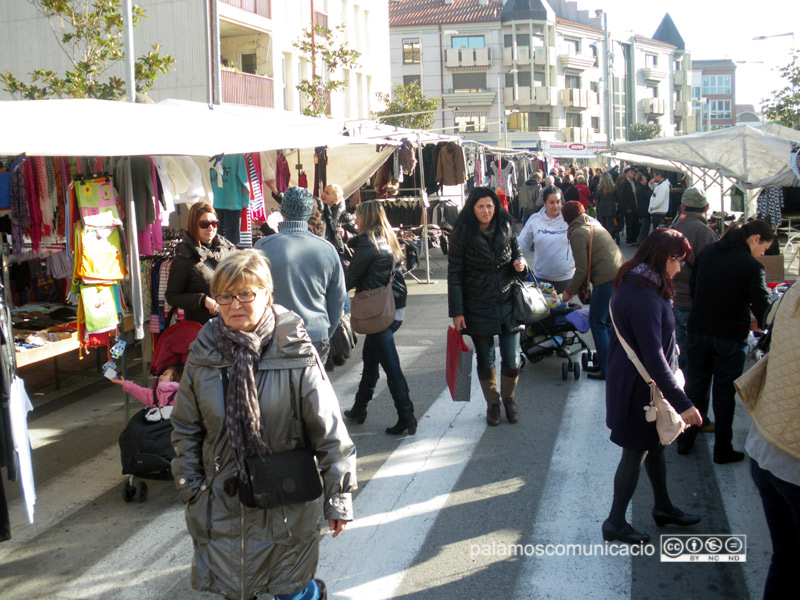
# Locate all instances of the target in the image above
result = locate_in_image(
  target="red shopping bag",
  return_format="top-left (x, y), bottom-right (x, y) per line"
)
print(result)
top-left (446, 327), bottom-right (474, 402)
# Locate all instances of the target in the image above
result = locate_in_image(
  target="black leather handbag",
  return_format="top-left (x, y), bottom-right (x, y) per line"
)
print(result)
top-left (221, 369), bottom-right (323, 509)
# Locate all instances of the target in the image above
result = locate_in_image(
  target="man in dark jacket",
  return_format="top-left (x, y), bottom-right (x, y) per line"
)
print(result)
top-left (616, 167), bottom-right (639, 245)
top-left (670, 188), bottom-right (717, 370)
top-left (320, 184), bottom-right (357, 266)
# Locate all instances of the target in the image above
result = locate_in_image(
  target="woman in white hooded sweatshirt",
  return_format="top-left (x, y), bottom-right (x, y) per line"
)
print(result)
top-left (518, 185), bottom-right (575, 293)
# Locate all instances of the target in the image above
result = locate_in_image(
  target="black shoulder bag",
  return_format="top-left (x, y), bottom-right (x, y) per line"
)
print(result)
top-left (221, 368), bottom-right (323, 510)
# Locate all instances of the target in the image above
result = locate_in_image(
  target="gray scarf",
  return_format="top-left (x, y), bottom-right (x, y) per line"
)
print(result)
top-left (213, 307), bottom-right (276, 481)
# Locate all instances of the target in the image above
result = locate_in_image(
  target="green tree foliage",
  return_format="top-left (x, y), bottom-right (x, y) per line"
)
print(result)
top-left (0, 0), bottom-right (175, 100)
top-left (293, 24), bottom-right (361, 117)
top-left (762, 52), bottom-right (800, 130)
top-left (374, 82), bottom-right (439, 129)
top-left (628, 122), bottom-right (662, 141)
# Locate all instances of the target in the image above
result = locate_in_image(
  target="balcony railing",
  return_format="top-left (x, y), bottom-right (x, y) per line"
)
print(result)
top-left (220, 0), bottom-right (271, 18)
top-left (221, 69), bottom-right (274, 108)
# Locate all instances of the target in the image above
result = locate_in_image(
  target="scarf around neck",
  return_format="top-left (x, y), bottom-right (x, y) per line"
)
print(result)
top-left (213, 306), bottom-right (276, 481)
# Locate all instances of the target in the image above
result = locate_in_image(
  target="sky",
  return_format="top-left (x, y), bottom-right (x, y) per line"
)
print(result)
top-left (576, 0), bottom-right (799, 108)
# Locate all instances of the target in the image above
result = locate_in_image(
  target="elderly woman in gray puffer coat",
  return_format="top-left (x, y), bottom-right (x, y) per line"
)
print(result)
top-left (171, 249), bottom-right (356, 600)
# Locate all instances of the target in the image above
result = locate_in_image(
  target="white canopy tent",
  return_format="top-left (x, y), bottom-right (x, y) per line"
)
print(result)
top-left (0, 98), bottom-right (358, 157)
top-left (608, 123), bottom-right (800, 218)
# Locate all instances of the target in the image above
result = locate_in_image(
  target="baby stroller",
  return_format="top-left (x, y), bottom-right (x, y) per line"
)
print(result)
top-left (119, 310), bottom-right (202, 502)
top-left (519, 303), bottom-right (597, 380)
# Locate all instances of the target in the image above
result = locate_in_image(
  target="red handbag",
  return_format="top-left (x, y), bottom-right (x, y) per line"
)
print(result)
top-left (446, 327), bottom-right (474, 402)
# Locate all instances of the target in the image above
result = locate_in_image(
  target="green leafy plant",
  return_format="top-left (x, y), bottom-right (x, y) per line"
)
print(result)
top-left (762, 52), bottom-right (800, 130)
top-left (373, 82), bottom-right (439, 129)
top-left (293, 24), bottom-right (360, 117)
top-left (628, 122), bottom-right (662, 141)
top-left (0, 0), bottom-right (175, 100)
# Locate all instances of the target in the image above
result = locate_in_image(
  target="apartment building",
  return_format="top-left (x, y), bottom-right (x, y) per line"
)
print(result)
top-left (0, 0), bottom-right (390, 121)
top-left (389, 0), bottom-right (689, 148)
top-left (692, 59), bottom-right (738, 130)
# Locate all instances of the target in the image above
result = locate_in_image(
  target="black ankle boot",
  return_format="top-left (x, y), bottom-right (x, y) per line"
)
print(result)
top-left (344, 379), bottom-right (377, 424)
top-left (386, 379), bottom-right (417, 435)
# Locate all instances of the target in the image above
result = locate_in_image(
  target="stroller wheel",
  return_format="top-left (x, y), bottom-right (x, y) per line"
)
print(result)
top-left (136, 482), bottom-right (148, 502)
top-left (592, 351), bottom-right (599, 366)
top-left (561, 362), bottom-right (569, 380)
top-left (581, 352), bottom-right (589, 369)
top-left (122, 482), bottom-right (136, 503)
top-left (519, 353), bottom-right (526, 370)
top-left (573, 362), bottom-right (581, 380)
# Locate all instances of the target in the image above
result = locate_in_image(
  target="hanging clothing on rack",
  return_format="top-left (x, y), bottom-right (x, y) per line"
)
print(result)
top-left (435, 142), bottom-right (468, 186)
top-left (756, 187), bottom-right (784, 227)
top-left (490, 159), bottom-right (517, 196)
top-left (275, 152), bottom-right (291, 192)
top-left (313, 146), bottom-right (328, 197)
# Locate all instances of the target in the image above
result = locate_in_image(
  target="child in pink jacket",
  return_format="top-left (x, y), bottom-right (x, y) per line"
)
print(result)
top-left (111, 364), bottom-right (184, 409)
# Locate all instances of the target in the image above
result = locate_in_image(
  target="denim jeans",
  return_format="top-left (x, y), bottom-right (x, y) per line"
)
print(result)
top-left (650, 213), bottom-right (666, 231)
top-left (589, 281), bottom-right (613, 372)
top-left (750, 458), bottom-right (800, 600)
top-left (672, 306), bottom-right (691, 371)
top-left (684, 332), bottom-right (747, 453)
top-left (470, 331), bottom-right (521, 370)
top-left (637, 214), bottom-right (651, 244)
top-left (217, 209), bottom-right (241, 246)
top-left (599, 216), bottom-right (615, 236)
top-left (362, 320), bottom-right (405, 383)
top-left (522, 211), bottom-right (535, 226)
top-left (224, 579), bottom-right (321, 600)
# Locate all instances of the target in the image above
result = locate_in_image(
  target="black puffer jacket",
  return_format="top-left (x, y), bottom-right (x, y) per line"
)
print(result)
top-left (165, 234), bottom-right (238, 324)
top-left (346, 234), bottom-right (407, 310)
top-left (448, 220), bottom-right (523, 336)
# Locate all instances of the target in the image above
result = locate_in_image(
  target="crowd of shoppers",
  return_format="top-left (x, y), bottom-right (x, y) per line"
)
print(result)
top-left (155, 155), bottom-right (792, 600)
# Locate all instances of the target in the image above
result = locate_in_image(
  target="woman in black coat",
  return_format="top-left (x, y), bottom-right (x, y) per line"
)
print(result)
top-left (165, 202), bottom-right (238, 324)
top-left (448, 187), bottom-right (526, 426)
top-left (604, 229), bottom-right (702, 545)
top-left (342, 201), bottom-right (415, 435)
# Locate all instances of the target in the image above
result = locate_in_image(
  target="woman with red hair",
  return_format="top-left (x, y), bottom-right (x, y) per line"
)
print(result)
top-left (602, 228), bottom-right (703, 544)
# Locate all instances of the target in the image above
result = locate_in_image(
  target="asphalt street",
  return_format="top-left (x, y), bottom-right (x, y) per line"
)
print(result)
top-left (0, 244), bottom-right (772, 600)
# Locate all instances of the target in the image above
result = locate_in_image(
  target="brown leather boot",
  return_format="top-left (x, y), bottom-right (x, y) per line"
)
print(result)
top-left (477, 367), bottom-right (501, 426)
top-left (500, 367), bottom-right (520, 423)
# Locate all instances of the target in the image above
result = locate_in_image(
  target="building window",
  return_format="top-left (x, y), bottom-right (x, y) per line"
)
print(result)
top-left (565, 73), bottom-right (581, 89)
top-left (566, 112), bottom-right (581, 127)
top-left (534, 70), bottom-right (546, 85)
top-left (710, 99), bottom-right (732, 119)
top-left (402, 38), bottom-right (420, 64)
top-left (403, 75), bottom-right (421, 87)
top-left (692, 85), bottom-right (701, 99)
top-left (240, 52), bottom-right (257, 75)
top-left (455, 114), bottom-right (487, 133)
top-left (702, 74), bottom-right (731, 95)
top-left (562, 38), bottom-right (581, 55)
top-left (452, 72), bottom-right (486, 93)
top-left (516, 71), bottom-right (532, 87)
top-left (508, 112), bottom-right (551, 132)
top-left (645, 53), bottom-right (658, 68)
top-left (452, 35), bottom-right (485, 49)
top-left (591, 116), bottom-right (600, 132)
top-left (590, 81), bottom-right (599, 93)
top-left (646, 85), bottom-right (659, 98)
top-left (516, 34), bottom-right (531, 47)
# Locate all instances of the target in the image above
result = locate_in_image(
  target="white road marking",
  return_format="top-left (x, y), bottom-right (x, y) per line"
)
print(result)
top-left (516, 380), bottom-right (633, 600)
top-left (316, 366), bottom-right (485, 599)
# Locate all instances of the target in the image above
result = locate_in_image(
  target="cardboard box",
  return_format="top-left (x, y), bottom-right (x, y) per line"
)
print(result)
top-left (757, 254), bottom-right (785, 282)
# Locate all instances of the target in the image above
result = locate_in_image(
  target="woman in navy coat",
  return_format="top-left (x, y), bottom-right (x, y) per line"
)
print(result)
top-left (603, 229), bottom-right (703, 544)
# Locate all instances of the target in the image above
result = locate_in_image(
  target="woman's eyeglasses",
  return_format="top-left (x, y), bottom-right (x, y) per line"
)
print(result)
top-left (670, 255), bottom-right (686, 266)
top-left (198, 220), bottom-right (219, 229)
top-left (215, 290), bottom-right (259, 305)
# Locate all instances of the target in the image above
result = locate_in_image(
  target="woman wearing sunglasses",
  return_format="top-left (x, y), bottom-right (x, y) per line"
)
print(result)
top-left (166, 202), bottom-right (238, 324)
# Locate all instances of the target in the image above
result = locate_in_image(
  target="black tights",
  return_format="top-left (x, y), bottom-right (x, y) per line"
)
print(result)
top-left (608, 446), bottom-right (675, 528)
